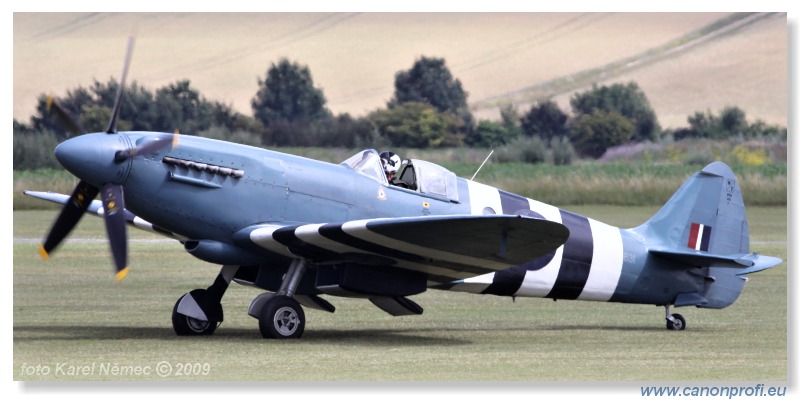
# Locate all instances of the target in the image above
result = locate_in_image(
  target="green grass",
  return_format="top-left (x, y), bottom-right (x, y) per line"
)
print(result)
top-left (13, 160), bottom-right (786, 209)
top-left (443, 161), bottom-right (785, 206)
top-left (13, 207), bottom-right (787, 382)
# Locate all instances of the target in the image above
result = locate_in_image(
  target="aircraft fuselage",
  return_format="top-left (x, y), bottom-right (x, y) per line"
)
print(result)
top-left (98, 132), bottom-right (709, 310)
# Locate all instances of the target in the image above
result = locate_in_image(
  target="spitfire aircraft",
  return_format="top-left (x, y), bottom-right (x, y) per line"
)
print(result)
top-left (25, 38), bottom-right (782, 339)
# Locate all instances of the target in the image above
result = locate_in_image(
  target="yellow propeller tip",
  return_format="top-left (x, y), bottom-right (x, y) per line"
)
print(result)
top-left (38, 244), bottom-right (50, 260)
top-left (115, 267), bottom-right (130, 282)
top-left (172, 133), bottom-right (180, 149)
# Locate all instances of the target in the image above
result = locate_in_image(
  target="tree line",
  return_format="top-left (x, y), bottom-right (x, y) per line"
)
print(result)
top-left (14, 56), bottom-right (787, 170)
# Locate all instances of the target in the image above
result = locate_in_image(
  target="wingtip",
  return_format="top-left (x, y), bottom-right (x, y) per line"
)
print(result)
top-left (38, 244), bottom-right (50, 260)
top-left (115, 267), bottom-right (130, 282)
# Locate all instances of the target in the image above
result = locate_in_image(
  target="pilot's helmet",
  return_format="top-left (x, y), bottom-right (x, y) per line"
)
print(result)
top-left (379, 151), bottom-right (401, 174)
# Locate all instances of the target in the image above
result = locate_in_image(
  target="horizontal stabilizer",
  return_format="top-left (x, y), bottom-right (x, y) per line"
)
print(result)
top-left (735, 255), bottom-right (784, 275)
top-left (649, 247), bottom-right (782, 274)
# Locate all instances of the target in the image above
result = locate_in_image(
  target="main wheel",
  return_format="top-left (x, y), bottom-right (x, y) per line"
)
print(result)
top-left (666, 313), bottom-right (686, 331)
top-left (259, 296), bottom-right (305, 339)
top-left (172, 292), bottom-right (217, 336)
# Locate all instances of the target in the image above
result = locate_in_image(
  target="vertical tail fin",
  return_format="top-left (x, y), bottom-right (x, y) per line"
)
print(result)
top-left (635, 162), bottom-right (781, 309)
top-left (634, 162), bottom-right (749, 255)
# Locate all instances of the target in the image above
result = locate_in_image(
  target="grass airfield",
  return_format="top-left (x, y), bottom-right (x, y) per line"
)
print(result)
top-left (12, 207), bottom-right (787, 382)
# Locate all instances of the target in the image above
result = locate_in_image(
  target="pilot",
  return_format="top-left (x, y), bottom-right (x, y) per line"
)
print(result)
top-left (380, 151), bottom-right (401, 183)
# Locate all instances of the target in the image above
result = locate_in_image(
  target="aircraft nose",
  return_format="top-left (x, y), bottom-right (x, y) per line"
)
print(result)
top-left (55, 133), bottom-right (132, 187)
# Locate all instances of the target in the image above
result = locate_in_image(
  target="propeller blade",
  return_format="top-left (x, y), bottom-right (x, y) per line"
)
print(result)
top-left (100, 183), bottom-right (129, 281)
top-left (46, 95), bottom-right (86, 137)
top-left (39, 181), bottom-right (99, 259)
top-left (105, 36), bottom-right (136, 134)
top-left (114, 133), bottom-right (179, 163)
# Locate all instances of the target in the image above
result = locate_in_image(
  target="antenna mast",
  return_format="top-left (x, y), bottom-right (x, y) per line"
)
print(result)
top-left (471, 150), bottom-right (494, 181)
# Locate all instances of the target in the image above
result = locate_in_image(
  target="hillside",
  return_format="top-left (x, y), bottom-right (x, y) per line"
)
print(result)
top-left (13, 12), bottom-right (787, 129)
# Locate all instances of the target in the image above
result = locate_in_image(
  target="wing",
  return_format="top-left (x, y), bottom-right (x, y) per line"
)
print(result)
top-left (24, 190), bottom-right (187, 241)
top-left (26, 191), bottom-right (570, 283)
top-left (238, 215), bottom-right (569, 284)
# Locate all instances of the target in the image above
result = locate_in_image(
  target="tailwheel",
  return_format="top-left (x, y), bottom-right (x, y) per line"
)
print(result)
top-left (172, 290), bottom-right (219, 336)
top-left (666, 313), bottom-right (686, 331)
top-left (259, 295), bottom-right (305, 339)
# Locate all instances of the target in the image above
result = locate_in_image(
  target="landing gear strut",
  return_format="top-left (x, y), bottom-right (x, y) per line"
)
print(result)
top-left (172, 265), bottom-right (237, 336)
top-left (664, 305), bottom-right (686, 331)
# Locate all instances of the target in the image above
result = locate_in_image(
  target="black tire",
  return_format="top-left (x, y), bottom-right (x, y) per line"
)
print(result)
top-left (259, 296), bottom-right (305, 339)
top-left (666, 313), bottom-right (686, 331)
top-left (172, 291), bottom-right (217, 336)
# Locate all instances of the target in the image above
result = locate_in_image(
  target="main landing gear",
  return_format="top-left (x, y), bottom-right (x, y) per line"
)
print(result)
top-left (171, 259), bottom-right (311, 339)
top-left (249, 259), bottom-right (308, 339)
top-left (664, 305), bottom-right (686, 331)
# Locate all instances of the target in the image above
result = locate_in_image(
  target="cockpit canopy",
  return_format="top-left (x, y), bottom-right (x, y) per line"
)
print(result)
top-left (342, 149), bottom-right (459, 202)
top-left (341, 149), bottom-right (385, 183)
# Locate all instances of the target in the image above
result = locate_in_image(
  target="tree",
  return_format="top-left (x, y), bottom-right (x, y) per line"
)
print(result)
top-left (251, 58), bottom-right (331, 127)
top-left (746, 119), bottom-right (786, 139)
top-left (719, 106), bottom-right (747, 136)
top-left (316, 113), bottom-right (373, 148)
top-left (390, 56), bottom-right (473, 132)
top-left (683, 110), bottom-right (713, 139)
top-left (674, 106), bottom-right (787, 140)
top-left (569, 110), bottom-right (634, 158)
top-left (275, 113), bottom-right (373, 148)
top-left (570, 82), bottom-right (660, 142)
top-left (369, 102), bottom-right (462, 148)
top-left (30, 88), bottom-right (93, 138)
top-left (465, 120), bottom-right (517, 147)
top-left (520, 100), bottom-right (568, 141)
top-left (499, 103), bottom-right (523, 138)
top-left (80, 105), bottom-right (127, 133)
top-left (27, 78), bottom-right (245, 137)
top-left (680, 106), bottom-right (757, 140)
top-left (120, 81), bottom-right (158, 131)
top-left (154, 80), bottom-right (214, 133)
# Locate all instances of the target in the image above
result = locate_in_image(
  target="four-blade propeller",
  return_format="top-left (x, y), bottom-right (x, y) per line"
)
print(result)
top-left (38, 36), bottom-right (177, 281)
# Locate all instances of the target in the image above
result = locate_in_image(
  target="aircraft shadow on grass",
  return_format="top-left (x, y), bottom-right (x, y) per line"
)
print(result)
top-left (14, 323), bottom-right (688, 349)
top-left (13, 325), bottom-right (471, 346)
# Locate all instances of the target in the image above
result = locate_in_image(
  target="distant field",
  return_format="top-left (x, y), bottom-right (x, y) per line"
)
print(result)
top-left (13, 12), bottom-right (787, 129)
top-left (13, 207), bottom-right (787, 381)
